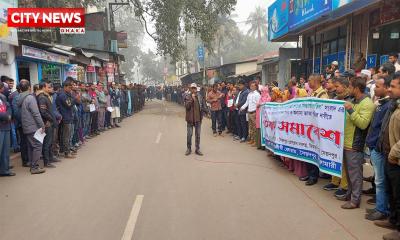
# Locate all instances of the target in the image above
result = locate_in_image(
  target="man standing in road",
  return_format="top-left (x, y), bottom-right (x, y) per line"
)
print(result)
top-left (207, 83), bottom-right (224, 137)
top-left (18, 80), bottom-right (46, 174)
top-left (234, 80), bottom-right (250, 143)
top-left (185, 83), bottom-right (207, 156)
top-left (0, 82), bottom-right (15, 177)
top-left (302, 74), bottom-right (329, 186)
top-left (37, 81), bottom-right (57, 168)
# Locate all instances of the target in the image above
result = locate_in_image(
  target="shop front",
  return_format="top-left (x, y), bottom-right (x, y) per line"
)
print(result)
top-left (268, 0), bottom-right (383, 78)
top-left (16, 45), bottom-right (69, 85)
top-left (367, 0), bottom-right (400, 68)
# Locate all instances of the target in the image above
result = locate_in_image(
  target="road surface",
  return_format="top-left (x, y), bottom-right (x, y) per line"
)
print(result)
top-left (0, 100), bottom-right (390, 240)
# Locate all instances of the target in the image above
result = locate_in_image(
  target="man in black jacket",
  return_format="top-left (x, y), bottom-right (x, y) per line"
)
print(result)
top-left (234, 80), bottom-right (249, 142)
top-left (37, 81), bottom-right (57, 168)
top-left (0, 82), bottom-right (15, 176)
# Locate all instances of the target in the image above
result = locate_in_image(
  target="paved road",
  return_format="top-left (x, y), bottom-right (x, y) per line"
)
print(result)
top-left (0, 100), bottom-right (390, 240)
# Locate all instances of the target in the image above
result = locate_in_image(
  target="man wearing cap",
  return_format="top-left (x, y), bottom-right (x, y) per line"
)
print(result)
top-left (326, 61), bottom-right (339, 79)
top-left (184, 83), bottom-right (207, 156)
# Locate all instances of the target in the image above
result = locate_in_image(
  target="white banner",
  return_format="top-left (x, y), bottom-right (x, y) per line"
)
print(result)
top-left (260, 97), bottom-right (346, 177)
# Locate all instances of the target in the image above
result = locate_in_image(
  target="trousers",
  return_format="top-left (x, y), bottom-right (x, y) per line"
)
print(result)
top-left (98, 107), bottom-right (106, 130)
top-left (187, 122), bottom-right (201, 151)
top-left (344, 150), bottom-right (364, 205)
top-left (26, 132), bottom-right (43, 170)
top-left (61, 123), bottom-right (72, 155)
top-left (42, 126), bottom-right (54, 165)
top-left (0, 130), bottom-right (11, 174)
top-left (211, 110), bottom-right (223, 134)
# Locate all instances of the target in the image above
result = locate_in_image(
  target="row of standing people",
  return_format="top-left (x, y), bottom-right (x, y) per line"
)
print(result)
top-left (0, 76), bottom-right (146, 176)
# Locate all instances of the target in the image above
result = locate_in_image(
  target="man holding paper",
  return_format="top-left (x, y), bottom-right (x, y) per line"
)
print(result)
top-left (18, 80), bottom-right (46, 175)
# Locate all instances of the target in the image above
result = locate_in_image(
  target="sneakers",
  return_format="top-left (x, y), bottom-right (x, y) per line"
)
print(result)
top-left (334, 188), bottom-right (347, 198)
top-left (213, 133), bottom-right (217, 137)
top-left (0, 172), bottom-right (16, 177)
top-left (341, 202), bottom-right (359, 209)
top-left (185, 149), bottom-right (191, 156)
top-left (240, 138), bottom-right (246, 143)
top-left (305, 179), bottom-right (318, 186)
top-left (375, 219), bottom-right (396, 230)
top-left (64, 154), bottom-right (76, 159)
top-left (323, 183), bottom-right (339, 191)
top-left (30, 168), bottom-right (45, 174)
top-left (383, 231), bottom-right (400, 240)
top-left (195, 150), bottom-right (203, 156)
top-left (365, 210), bottom-right (387, 221)
top-left (44, 163), bottom-right (56, 168)
top-left (362, 187), bottom-right (376, 196)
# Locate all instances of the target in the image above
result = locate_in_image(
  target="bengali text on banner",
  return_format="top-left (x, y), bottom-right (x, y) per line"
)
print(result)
top-left (260, 98), bottom-right (346, 177)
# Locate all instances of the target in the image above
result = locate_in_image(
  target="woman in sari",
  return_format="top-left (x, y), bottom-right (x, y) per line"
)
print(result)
top-left (256, 86), bottom-right (272, 149)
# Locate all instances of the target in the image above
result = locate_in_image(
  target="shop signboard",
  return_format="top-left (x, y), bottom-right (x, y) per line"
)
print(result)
top-left (22, 45), bottom-right (69, 64)
top-left (268, 0), bottom-right (289, 41)
top-left (117, 32), bottom-right (128, 48)
top-left (106, 63), bottom-right (114, 74)
top-left (380, 55), bottom-right (389, 65)
top-left (366, 54), bottom-right (377, 69)
top-left (288, 0), bottom-right (332, 30)
top-left (86, 65), bottom-right (95, 73)
top-left (332, 0), bottom-right (352, 10)
top-left (65, 64), bottom-right (78, 80)
top-left (0, 0), bottom-right (18, 46)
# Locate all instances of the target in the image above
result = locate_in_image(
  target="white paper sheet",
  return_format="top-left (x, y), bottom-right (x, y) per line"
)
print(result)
top-left (89, 104), bottom-right (96, 112)
top-left (34, 129), bottom-right (46, 144)
top-left (227, 99), bottom-right (234, 108)
top-left (107, 107), bottom-right (114, 112)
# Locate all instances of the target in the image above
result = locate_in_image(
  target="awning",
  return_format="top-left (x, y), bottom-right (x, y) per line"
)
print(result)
top-left (258, 57), bottom-right (280, 66)
top-left (227, 69), bottom-right (261, 78)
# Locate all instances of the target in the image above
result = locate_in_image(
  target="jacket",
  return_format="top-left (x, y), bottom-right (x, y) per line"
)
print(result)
top-left (37, 91), bottom-right (56, 127)
top-left (185, 93), bottom-right (207, 124)
top-left (97, 90), bottom-right (107, 108)
top-left (235, 88), bottom-right (249, 115)
top-left (81, 92), bottom-right (92, 112)
top-left (388, 101), bottom-right (400, 162)
top-left (0, 93), bottom-right (11, 131)
top-left (344, 95), bottom-right (375, 151)
top-left (18, 92), bottom-right (44, 134)
top-left (56, 90), bottom-right (74, 124)
top-left (376, 100), bottom-right (398, 156)
top-left (207, 90), bottom-right (223, 111)
top-left (365, 97), bottom-right (391, 150)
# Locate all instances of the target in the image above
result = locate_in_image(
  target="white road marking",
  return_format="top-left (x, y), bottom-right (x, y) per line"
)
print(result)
top-left (121, 195), bottom-right (144, 240)
top-left (155, 132), bottom-right (162, 144)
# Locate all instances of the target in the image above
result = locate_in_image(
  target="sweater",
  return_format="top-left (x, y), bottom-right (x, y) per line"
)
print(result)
top-left (344, 95), bottom-right (375, 151)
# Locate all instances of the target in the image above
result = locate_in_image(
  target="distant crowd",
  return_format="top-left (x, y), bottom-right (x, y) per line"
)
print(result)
top-left (0, 76), bottom-right (146, 175)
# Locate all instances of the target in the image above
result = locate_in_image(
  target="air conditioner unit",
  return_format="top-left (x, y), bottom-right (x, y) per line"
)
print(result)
top-left (0, 52), bottom-right (8, 65)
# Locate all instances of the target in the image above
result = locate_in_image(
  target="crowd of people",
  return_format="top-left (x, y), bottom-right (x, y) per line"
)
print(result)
top-left (0, 76), bottom-right (146, 175)
top-left (171, 54), bottom-right (400, 240)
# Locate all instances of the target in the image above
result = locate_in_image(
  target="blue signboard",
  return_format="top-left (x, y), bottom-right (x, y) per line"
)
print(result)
top-left (314, 57), bottom-right (321, 74)
top-left (366, 54), bottom-right (377, 69)
top-left (268, 0), bottom-right (289, 41)
top-left (288, 0), bottom-right (332, 30)
top-left (380, 55), bottom-right (389, 65)
top-left (197, 45), bottom-right (204, 62)
top-left (332, 0), bottom-right (353, 10)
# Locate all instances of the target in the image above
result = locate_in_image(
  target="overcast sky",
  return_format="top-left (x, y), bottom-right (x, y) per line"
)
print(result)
top-left (142, 0), bottom-right (275, 51)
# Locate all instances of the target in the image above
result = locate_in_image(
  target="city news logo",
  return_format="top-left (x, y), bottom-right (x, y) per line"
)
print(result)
top-left (7, 8), bottom-right (85, 34)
